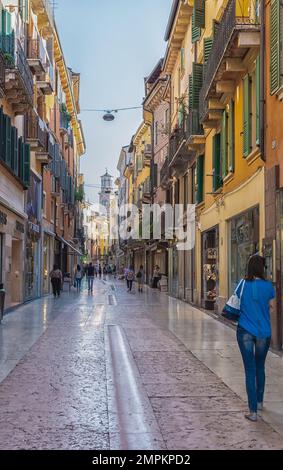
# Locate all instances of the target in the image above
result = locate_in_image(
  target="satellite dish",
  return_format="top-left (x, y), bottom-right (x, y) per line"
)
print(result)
top-left (103, 112), bottom-right (115, 121)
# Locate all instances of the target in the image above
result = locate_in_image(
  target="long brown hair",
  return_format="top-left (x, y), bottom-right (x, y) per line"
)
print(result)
top-left (246, 255), bottom-right (265, 281)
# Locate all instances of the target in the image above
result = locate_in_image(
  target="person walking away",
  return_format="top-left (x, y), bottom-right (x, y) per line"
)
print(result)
top-left (236, 255), bottom-right (275, 422)
top-left (50, 265), bottom-right (63, 297)
top-left (98, 264), bottom-right (102, 280)
top-left (126, 266), bottom-right (135, 292)
top-left (87, 262), bottom-right (95, 293)
top-left (113, 264), bottom-right (117, 279)
top-left (75, 264), bottom-right (83, 292)
top-left (152, 265), bottom-right (161, 289)
top-left (136, 265), bottom-right (144, 293)
top-left (103, 265), bottom-right (107, 280)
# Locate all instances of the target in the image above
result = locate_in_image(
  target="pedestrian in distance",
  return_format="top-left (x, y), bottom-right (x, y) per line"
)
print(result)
top-left (74, 264), bottom-right (83, 292)
top-left (126, 266), bottom-right (135, 292)
top-left (98, 264), bottom-right (102, 280)
top-left (136, 265), bottom-right (144, 293)
top-left (50, 264), bottom-right (63, 298)
top-left (87, 262), bottom-right (95, 293)
top-left (152, 265), bottom-right (161, 289)
top-left (236, 255), bottom-right (275, 422)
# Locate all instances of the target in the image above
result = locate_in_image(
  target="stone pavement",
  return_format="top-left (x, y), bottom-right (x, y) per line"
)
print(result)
top-left (0, 278), bottom-right (282, 450)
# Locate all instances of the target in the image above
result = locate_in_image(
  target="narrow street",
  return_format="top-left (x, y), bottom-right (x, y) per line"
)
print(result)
top-left (0, 279), bottom-right (283, 450)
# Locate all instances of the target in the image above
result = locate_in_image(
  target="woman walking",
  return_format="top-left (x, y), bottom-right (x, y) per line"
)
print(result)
top-left (74, 264), bottom-right (83, 292)
top-left (126, 266), bottom-right (135, 292)
top-left (236, 255), bottom-right (275, 422)
top-left (50, 264), bottom-right (62, 298)
top-left (136, 265), bottom-right (144, 293)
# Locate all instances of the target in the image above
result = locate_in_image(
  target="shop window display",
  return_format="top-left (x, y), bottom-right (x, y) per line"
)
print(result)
top-left (202, 228), bottom-right (219, 310)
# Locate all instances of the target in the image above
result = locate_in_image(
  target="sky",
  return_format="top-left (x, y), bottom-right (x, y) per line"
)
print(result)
top-left (55, 0), bottom-right (173, 205)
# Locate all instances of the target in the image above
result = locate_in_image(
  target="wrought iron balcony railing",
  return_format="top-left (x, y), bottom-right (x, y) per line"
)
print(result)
top-left (168, 124), bottom-right (186, 165)
top-left (199, 0), bottom-right (260, 120)
top-left (160, 158), bottom-right (171, 188)
top-left (26, 110), bottom-right (47, 149)
top-left (186, 109), bottom-right (203, 141)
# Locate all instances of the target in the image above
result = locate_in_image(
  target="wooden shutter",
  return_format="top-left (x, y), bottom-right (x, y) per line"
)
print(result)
top-left (204, 37), bottom-right (213, 64)
top-left (180, 47), bottom-right (185, 72)
top-left (228, 100), bottom-right (235, 172)
top-left (192, 63), bottom-right (203, 109)
top-left (188, 75), bottom-right (193, 111)
top-left (213, 134), bottom-right (221, 192)
top-left (256, 55), bottom-right (260, 145)
top-left (193, 0), bottom-right (205, 29)
top-left (22, 143), bottom-right (30, 187)
top-left (243, 75), bottom-right (251, 157)
top-left (192, 25), bottom-right (201, 43)
top-left (5, 115), bottom-right (12, 168)
top-left (270, 0), bottom-right (281, 94)
top-left (11, 126), bottom-right (18, 174)
top-left (221, 111), bottom-right (228, 178)
top-left (196, 154), bottom-right (204, 204)
top-left (18, 137), bottom-right (23, 180)
top-left (14, 127), bottom-right (19, 177)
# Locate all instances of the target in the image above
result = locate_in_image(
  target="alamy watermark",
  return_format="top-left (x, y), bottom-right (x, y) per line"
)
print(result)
top-left (87, 202), bottom-right (196, 251)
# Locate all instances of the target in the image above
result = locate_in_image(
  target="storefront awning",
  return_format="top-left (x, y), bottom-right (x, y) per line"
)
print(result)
top-left (56, 236), bottom-right (83, 256)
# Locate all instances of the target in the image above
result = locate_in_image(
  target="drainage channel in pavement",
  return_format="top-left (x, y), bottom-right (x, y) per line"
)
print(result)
top-left (105, 324), bottom-right (165, 450)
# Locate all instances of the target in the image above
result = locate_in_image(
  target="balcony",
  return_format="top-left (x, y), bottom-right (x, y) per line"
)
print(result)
top-left (160, 158), bottom-right (171, 189)
top-left (199, 0), bottom-right (260, 124)
top-left (143, 144), bottom-right (152, 166)
top-left (3, 37), bottom-right (34, 114)
top-left (26, 110), bottom-right (47, 152)
top-left (60, 105), bottom-right (71, 134)
top-left (37, 59), bottom-right (54, 95)
top-left (168, 124), bottom-right (188, 168)
top-left (27, 37), bottom-right (47, 78)
top-left (186, 109), bottom-right (205, 150)
top-left (31, 1), bottom-right (54, 34)
top-left (142, 177), bottom-right (151, 203)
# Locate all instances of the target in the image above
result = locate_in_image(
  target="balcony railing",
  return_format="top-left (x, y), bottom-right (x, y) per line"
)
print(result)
top-left (199, 0), bottom-right (260, 120)
top-left (3, 36), bottom-right (34, 106)
top-left (168, 124), bottom-right (186, 165)
top-left (27, 37), bottom-right (47, 75)
top-left (160, 158), bottom-right (171, 188)
top-left (186, 110), bottom-right (204, 141)
top-left (26, 110), bottom-right (47, 149)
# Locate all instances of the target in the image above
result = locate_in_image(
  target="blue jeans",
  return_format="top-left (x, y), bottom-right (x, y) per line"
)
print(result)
top-left (88, 276), bottom-right (94, 291)
top-left (76, 277), bottom-right (82, 291)
top-left (237, 326), bottom-right (271, 412)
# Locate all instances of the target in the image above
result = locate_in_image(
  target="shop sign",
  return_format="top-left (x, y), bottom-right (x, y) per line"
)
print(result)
top-left (15, 221), bottom-right (25, 233)
top-left (28, 221), bottom-right (41, 236)
top-left (0, 211), bottom-right (7, 225)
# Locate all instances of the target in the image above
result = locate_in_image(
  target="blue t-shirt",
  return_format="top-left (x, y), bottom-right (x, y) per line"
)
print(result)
top-left (236, 279), bottom-right (275, 338)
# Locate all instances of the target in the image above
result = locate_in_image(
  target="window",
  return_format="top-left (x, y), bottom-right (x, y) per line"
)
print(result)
top-left (183, 173), bottom-right (188, 211)
top-left (243, 74), bottom-right (252, 157)
top-left (42, 191), bottom-right (46, 217)
top-left (192, 0), bottom-right (205, 43)
top-left (270, 0), bottom-right (282, 94)
top-left (213, 133), bottom-right (222, 192)
top-left (220, 102), bottom-right (235, 179)
top-left (191, 165), bottom-right (196, 204)
top-left (196, 155), bottom-right (204, 204)
top-left (51, 199), bottom-right (55, 223)
top-left (180, 47), bottom-right (185, 74)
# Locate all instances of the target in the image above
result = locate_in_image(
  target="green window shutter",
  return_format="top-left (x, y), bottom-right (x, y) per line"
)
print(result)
top-left (5, 115), bottom-right (12, 168)
top-left (270, 0), bottom-right (281, 94)
top-left (228, 99), bottom-right (235, 172)
top-left (243, 75), bottom-right (251, 157)
top-left (193, 0), bottom-right (205, 29)
top-left (188, 75), bottom-right (193, 111)
top-left (22, 143), bottom-right (30, 187)
top-left (196, 154), bottom-right (204, 204)
top-left (192, 25), bottom-right (201, 43)
top-left (256, 55), bottom-right (260, 145)
top-left (213, 133), bottom-right (221, 192)
top-left (204, 37), bottom-right (213, 64)
top-left (192, 63), bottom-right (203, 109)
top-left (14, 128), bottom-right (19, 176)
top-left (221, 110), bottom-right (228, 178)
top-left (11, 126), bottom-right (18, 174)
top-left (18, 137), bottom-right (23, 180)
top-left (19, 1), bottom-right (29, 23)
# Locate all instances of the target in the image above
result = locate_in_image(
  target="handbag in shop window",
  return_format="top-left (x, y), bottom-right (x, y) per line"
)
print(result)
top-left (221, 279), bottom-right (245, 322)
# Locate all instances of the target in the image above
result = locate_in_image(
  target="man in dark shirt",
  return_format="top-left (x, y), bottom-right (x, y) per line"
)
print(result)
top-left (87, 262), bottom-right (95, 292)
